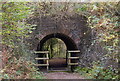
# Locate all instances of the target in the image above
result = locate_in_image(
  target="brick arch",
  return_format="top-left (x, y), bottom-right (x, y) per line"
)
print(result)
top-left (28, 14), bottom-right (90, 51)
top-left (37, 33), bottom-right (78, 51)
top-left (36, 33), bottom-right (80, 71)
top-left (26, 4), bottom-right (108, 69)
top-left (27, 14), bottom-right (93, 68)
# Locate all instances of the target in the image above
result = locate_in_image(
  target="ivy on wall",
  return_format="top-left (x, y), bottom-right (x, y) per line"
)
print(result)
top-left (74, 2), bottom-right (119, 79)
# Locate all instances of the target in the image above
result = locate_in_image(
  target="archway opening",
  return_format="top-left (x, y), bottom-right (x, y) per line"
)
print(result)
top-left (42, 38), bottom-right (67, 70)
top-left (37, 33), bottom-right (78, 71)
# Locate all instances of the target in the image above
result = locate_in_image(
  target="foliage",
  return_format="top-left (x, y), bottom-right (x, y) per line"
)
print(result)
top-left (0, 53), bottom-right (44, 79)
top-left (74, 2), bottom-right (119, 79)
top-left (1, 2), bottom-right (119, 79)
top-left (2, 2), bottom-right (35, 48)
top-left (1, 2), bottom-right (43, 79)
top-left (42, 38), bottom-right (67, 58)
top-left (75, 61), bottom-right (118, 79)
top-left (87, 3), bottom-right (119, 58)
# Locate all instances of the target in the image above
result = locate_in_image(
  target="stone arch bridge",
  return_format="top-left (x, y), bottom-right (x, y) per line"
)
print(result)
top-left (27, 13), bottom-right (104, 71)
top-left (29, 14), bottom-right (92, 52)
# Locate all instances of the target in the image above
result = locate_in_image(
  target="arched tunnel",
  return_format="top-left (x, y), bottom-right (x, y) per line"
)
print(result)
top-left (27, 13), bottom-right (93, 72)
top-left (36, 33), bottom-right (79, 71)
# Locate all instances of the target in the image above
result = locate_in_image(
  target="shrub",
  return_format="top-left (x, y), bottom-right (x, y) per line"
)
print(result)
top-left (75, 61), bottom-right (118, 79)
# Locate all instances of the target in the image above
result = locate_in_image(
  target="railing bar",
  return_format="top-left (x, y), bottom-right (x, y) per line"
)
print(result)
top-left (35, 58), bottom-right (49, 59)
top-left (67, 50), bottom-right (80, 53)
top-left (34, 51), bottom-right (49, 54)
top-left (34, 64), bottom-right (49, 66)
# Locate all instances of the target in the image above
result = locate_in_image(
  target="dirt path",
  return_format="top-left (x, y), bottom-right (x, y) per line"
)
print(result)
top-left (44, 72), bottom-right (84, 79)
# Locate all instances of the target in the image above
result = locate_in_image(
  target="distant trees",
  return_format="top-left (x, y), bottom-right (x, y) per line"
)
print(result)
top-left (42, 38), bottom-right (67, 59)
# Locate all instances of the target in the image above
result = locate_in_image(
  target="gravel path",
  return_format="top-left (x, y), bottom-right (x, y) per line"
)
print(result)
top-left (44, 72), bottom-right (84, 79)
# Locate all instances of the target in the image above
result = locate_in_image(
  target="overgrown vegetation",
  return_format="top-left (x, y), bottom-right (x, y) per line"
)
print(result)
top-left (75, 61), bottom-right (118, 79)
top-left (74, 2), bottom-right (119, 79)
top-left (35, 2), bottom-right (119, 79)
top-left (1, 1), bottom-right (119, 79)
top-left (1, 2), bottom-right (44, 79)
